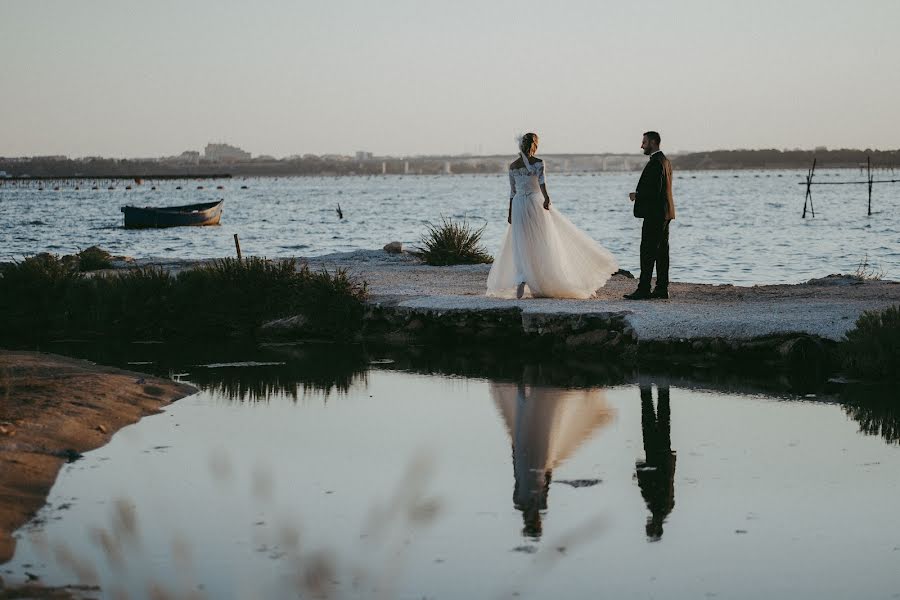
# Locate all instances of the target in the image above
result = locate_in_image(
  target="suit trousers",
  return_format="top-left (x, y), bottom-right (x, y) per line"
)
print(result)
top-left (638, 218), bottom-right (671, 291)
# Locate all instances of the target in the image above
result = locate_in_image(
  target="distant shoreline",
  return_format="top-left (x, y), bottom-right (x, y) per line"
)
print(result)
top-left (2, 149), bottom-right (898, 178)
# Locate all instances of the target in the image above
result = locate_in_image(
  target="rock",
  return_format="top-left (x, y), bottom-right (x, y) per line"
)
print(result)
top-left (806, 274), bottom-right (863, 286)
top-left (110, 256), bottom-right (136, 268)
top-left (565, 329), bottom-right (609, 348)
top-left (778, 336), bottom-right (826, 373)
top-left (383, 241), bottom-right (403, 254)
top-left (605, 331), bottom-right (623, 348)
top-left (259, 314), bottom-right (310, 339)
top-left (612, 269), bottom-right (635, 279)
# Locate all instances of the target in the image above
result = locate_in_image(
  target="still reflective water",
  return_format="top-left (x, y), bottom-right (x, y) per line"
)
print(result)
top-left (4, 344), bottom-right (900, 599)
top-left (2, 169), bottom-right (898, 284)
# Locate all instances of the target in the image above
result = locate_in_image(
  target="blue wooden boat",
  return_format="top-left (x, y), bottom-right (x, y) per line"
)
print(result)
top-left (121, 199), bottom-right (224, 228)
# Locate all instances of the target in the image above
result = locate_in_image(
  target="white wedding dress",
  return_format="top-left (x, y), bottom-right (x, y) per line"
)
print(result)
top-left (486, 153), bottom-right (618, 299)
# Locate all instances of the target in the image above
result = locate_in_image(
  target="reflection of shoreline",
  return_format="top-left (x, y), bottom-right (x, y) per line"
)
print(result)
top-left (842, 385), bottom-right (900, 446)
top-left (34, 340), bottom-right (370, 402)
top-left (491, 383), bottom-right (615, 538)
top-left (635, 384), bottom-right (676, 541)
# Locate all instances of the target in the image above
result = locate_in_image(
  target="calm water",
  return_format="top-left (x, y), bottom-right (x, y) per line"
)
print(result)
top-left (2, 169), bottom-right (898, 284)
top-left (4, 344), bottom-right (900, 599)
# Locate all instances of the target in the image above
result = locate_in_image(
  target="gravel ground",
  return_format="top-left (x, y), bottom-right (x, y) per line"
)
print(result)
top-left (304, 250), bottom-right (900, 341)
top-left (133, 249), bottom-right (900, 341)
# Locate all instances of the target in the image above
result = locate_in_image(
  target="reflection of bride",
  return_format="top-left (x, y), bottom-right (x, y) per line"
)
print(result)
top-left (491, 383), bottom-right (615, 538)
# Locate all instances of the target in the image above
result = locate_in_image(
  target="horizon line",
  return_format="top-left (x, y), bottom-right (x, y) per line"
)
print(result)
top-left (3, 146), bottom-right (900, 161)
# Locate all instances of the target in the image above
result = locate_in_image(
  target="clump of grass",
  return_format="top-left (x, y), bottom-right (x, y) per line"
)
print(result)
top-left (843, 304), bottom-right (900, 380)
top-left (852, 254), bottom-right (885, 281)
top-left (0, 254), bottom-right (368, 341)
top-left (418, 217), bottom-right (493, 266)
top-left (77, 245), bottom-right (113, 271)
top-left (0, 254), bottom-right (82, 334)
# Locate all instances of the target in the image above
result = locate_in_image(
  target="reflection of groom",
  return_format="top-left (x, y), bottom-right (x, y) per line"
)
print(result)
top-left (625, 131), bottom-right (676, 300)
top-left (635, 384), bottom-right (676, 541)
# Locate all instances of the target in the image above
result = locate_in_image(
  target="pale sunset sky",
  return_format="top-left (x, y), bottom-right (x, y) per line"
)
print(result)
top-left (2, 0), bottom-right (898, 158)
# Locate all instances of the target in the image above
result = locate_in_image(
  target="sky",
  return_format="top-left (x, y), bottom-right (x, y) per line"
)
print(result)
top-left (2, 0), bottom-right (898, 158)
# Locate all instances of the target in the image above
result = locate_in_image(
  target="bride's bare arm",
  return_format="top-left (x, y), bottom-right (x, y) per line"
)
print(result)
top-left (541, 183), bottom-right (551, 210)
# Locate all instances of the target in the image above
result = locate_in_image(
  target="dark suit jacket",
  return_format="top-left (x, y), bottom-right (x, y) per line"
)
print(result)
top-left (634, 151), bottom-right (676, 221)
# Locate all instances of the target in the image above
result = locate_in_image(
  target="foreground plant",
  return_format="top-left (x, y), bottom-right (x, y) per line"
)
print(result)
top-left (0, 255), bottom-right (368, 341)
top-left (418, 217), bottom-right (493, 266)
top-left (852, 253), bottom-right (885, 281)
top-left (843, 304), bottom-right (900, 380)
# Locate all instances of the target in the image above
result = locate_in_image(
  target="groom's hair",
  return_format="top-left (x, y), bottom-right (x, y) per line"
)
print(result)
top-left (643, 131), bottom-right (661, 144)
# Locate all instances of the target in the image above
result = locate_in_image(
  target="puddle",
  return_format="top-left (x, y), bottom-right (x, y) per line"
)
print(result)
top-left (4, 343), bottom-right (900, 598)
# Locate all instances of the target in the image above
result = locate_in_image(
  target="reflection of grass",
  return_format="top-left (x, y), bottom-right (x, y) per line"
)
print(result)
top-left (178, 343), bottom-right (370, 402)
top-left (38, 339), bottom-right (371, 403)
top-left (844, 401), bottom-right (900, 445)
top-left (187, 347), bottom-right (369, 402)
top-left (0, 255), bottom-right (367, 342)
top-left (842, 384), bottom-right (900, 445)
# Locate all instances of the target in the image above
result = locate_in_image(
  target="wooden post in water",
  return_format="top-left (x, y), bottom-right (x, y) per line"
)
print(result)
top-left (867, 155), bottom-right (873, 216)
top-left (233, 233), bottom-right (242, 260)
top-left (802, 158), bottom-right (817, 218)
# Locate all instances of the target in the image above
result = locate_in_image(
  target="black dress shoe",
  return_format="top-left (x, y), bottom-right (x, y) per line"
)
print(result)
top-left (623, 289), bottom-right (651, 300)
top-left (650, 288), bottom-right (669, 299)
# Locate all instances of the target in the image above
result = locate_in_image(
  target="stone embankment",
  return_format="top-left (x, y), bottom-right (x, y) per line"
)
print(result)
top-left (257, 250), bottom-right (900, 376)
top-left (114, 249), bottom-right (898, 373)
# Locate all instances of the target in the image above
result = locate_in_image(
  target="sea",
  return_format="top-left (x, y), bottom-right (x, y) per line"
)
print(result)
top-left (2, 168), bottom-right (898, 285)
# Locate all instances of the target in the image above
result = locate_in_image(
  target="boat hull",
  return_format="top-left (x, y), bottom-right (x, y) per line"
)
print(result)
top-left (121, 200), bottom-right (224, 228)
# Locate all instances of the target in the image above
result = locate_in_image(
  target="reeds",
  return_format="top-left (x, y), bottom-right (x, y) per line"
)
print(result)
top-left (418, 217), bottom-right (493, 266)
top-left (852, 253), bottom-right (885, 281)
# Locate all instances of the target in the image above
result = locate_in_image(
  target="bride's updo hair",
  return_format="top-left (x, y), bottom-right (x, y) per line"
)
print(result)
top-left (519, 132), bottom-right (539, 157)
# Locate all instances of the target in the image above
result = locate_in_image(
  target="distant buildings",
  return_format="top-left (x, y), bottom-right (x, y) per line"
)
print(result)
top-left (355, 151), bottom-right (373, 161)
top-left (204, 143), bottom-right (251, 162)
top-left (159, 150), bottom-right (200, 166)
top-left (178, 150), bottom-right (201, 164)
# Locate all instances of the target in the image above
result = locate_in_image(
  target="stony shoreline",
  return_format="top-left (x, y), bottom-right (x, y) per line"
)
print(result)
top-left (249, 249), bottom-right (898, 374)
top-left (30, 248), bottom-right (898, 375)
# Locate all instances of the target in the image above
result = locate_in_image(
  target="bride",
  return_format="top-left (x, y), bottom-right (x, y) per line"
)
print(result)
top-left (486, 133), bottom-right (618, 299)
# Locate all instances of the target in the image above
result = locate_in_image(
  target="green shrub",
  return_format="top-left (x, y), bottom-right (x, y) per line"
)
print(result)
top-left (843, 305), bottom-right (900, 380)
top-left (419, 217), bottom-right (493, 266)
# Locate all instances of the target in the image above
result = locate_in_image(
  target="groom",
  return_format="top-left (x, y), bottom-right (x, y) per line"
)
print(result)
top-left (625, 131), bottom-right (676, 300)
